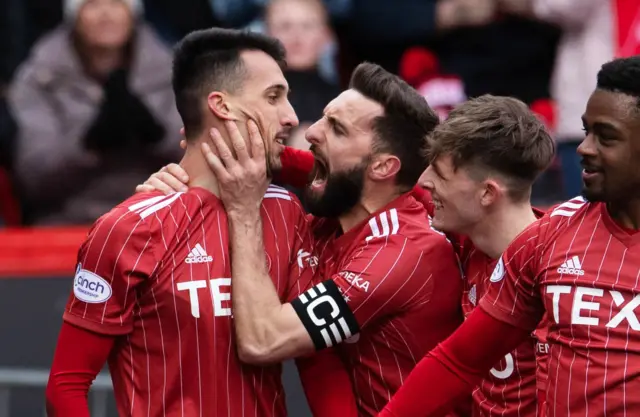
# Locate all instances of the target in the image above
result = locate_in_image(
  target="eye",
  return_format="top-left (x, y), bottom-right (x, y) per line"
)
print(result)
top-left (331, 123), bottom-right (344, 136)
top-left (268, 95), bottom-right (278, 105)
top-left (581, 126), bottom-right (589, 136)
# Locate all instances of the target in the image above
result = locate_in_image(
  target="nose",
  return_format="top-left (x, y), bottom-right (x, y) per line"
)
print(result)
top-left (281, 99), bottom-right (299, 129)
top-left (577, 131), bottom-right (596, 159)
top-left (417, 166), bottom-right (435, 191)
top-left (305, 120), bottom-right (324, 146)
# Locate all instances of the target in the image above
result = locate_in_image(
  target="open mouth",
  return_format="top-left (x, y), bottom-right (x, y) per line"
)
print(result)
top-left (582, 166), bottom-right (601, 174)
top-left (581, 161), bottom-right (603, 179)
top-left (274, 134), bottom-right (287, 146)
top-left (310, 156), bottom-right (329, 190)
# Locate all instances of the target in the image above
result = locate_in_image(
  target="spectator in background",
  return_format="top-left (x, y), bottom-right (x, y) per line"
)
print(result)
top-left (500, 0), bottom-right (634, 200)
top-left (265, 0), bottom-right (340, 151)
top-left (399, 47), bottom-right (466, 121)
top-left (9, 0), bottom-right (182, 225)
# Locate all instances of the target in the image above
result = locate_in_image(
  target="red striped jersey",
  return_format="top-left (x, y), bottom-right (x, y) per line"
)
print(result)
top-left (461, 246), bottom-right (539, 417)
top-left (459, 208), bottom-right (546, 417)
top-left (481, 197), bottom-right (640, 416)
top-left (64, 185), bottom-right (316, 417)
top-left (309, 192), bottom-right (464, 416)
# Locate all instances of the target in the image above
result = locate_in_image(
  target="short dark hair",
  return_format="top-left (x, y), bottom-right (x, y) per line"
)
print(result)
top-left (428, 95), bottom-right (555, 202)
top-left (348, 62), bottom-right (439, 188)
top-left (172, 28), bottom-right (286, 139)
top-left (597, 56), bottom-right (640, 104)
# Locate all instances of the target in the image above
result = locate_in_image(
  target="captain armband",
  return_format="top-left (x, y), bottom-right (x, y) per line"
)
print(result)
top-left (291, 279), bottom-right (360, 350)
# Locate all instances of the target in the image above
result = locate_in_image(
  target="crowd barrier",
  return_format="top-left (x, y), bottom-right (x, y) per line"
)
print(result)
top-left (0, 227), bottom-right (311, 417)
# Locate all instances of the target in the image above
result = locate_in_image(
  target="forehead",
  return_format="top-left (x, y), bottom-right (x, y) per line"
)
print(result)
top-left (239, 49), bottom-right (288, 91)
top-left (325, 89), bottom-right (383, 131)
top-left (269, 0), bottom-right (323, 21)
top-left (432, 154), bottom-right (477, 183)
top-left (584, 89), bottom-right (640, 131)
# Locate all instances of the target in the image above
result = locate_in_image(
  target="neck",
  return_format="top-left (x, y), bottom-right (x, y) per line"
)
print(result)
top-left (179, 138), bottom-right (220, 197)
top-left (607, 198), bottom-right (640, 230)
top-left (77, 40), bottom-right (128, 80)
top-left (467, 201), bottom-right (538, 259)
top-left (338, 183), bottom-right (404, 233)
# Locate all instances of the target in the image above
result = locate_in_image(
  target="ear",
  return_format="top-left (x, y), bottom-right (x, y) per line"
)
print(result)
top-left (207, 91), bottom-right (237, 121)
top-left (479, 179), bottom-right (502, 207)
top-left (369, 154), bottom-right (401, 182)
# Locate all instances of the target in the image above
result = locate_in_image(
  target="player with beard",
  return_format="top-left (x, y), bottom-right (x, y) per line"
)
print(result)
top-left (46, 28), bottom-right (357, 417)
top-left (414, 95), bottom-right (554, 417)
top-left (142, 62), bottom-right (465, 416)
top-left (378, 56), bottom-right (640, 417)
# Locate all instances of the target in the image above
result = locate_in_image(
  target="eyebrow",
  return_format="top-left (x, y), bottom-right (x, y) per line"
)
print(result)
top-left (582, 117), bottom-right (619, 132)
top-left (327, 115), bottom-right (348, 133)
top-left (265, 84), bottom-right (288, 94)
top-left (432, 161), bottom-right (445, 179)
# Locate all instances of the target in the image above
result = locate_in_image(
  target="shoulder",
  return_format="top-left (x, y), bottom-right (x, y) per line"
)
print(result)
top-left (109, 190), bottom-right (218, 230)
top-left (537, 196), bottom-right (593, 239)
top-left (9, 26), bottom-right (74, 90)
top-left (361, 195), bottom-right (449, 246)
top-left (261, 184), bottom-right (306, 219)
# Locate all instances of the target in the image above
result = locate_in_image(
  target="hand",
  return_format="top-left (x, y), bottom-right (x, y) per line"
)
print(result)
top-left (437, 0), bottom-right (497, 30)
top-left (202, 120), bottom-right (269, 216)
top-left (136, 163), bottom-right (189, 194)
top-left (496, 0), bottom-right (532, 15)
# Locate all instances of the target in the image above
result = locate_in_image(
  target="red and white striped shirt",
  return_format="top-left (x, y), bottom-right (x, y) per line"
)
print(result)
top-left (64, 185), bottom-right (315, 417)
top-left (459, 207), bottom-right (547, 417)
top-left (310, 192), bottom-right (464, 416)
top-left (481, 197), bottom-right (640, 416)
top-left (461, 246), bottom-right (539, 417)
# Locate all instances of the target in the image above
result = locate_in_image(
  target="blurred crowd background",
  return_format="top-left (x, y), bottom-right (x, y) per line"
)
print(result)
top-left (1, 0), bottom-right (639, 227)
top-left (0, 1), bottom-right (639, 415)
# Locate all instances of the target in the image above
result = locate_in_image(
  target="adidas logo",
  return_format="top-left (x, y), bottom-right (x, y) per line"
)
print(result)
top-left (557, 256), bottom-right (584, 276)
top-left (468, 285), bottom-right (477, 306)
top-left (185, 243), bottom-right (213, 264)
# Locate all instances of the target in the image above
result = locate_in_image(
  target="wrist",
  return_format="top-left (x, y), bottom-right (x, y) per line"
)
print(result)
top-left (228, 208), bottom-right (261, 231)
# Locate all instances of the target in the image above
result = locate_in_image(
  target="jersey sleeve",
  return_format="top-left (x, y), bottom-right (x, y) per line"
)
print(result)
top-left (335, 234), bottom-right (444, 328)
top-left (63, 209), bottom-right (158, 335)
top-left (479, 218), bottom-right (546, 332)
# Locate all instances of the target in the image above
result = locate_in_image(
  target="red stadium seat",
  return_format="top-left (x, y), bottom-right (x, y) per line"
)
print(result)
top-left (0, 226), bottom-right (88, 277)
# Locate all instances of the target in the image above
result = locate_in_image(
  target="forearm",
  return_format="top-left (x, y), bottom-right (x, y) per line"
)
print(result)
top-left (530, 0), bottom-right (600, 28)
top-left (46, 322), bottom-right (114, 417)
top-left (297, 350), bottom-right (358, 417)
top-left (379, 309), bottom-right (531, 417)
top-left (228, 209), bottom-right (295, 363)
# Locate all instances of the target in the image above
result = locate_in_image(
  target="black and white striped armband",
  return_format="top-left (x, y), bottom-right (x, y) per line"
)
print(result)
top-left (291, 279), bottom-right (360, 350)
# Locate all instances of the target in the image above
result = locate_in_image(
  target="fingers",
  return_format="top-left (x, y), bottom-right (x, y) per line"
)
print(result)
top-left (135, 184), bottom-right (156, 193)
top-left (180, 139), bottom-right (187, 150)
top-left (165, 163), bottom-right (190, 183)
top-left (224, 120), bottom-right (249, 163)
top-left (146, 171), bottom-right (188, 194)
top-left (247, 120), bottom-right (265, 161)
top-left (201, 142), bottom-right (233, 183)
top-left (209, 127), bottom-right (238, 169)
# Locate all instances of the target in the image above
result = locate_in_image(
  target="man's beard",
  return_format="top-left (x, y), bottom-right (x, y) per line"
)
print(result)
top-left (303, 162), bottom-right (367, 218)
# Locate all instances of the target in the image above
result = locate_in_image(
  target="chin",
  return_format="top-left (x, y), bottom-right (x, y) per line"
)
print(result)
top-left (269, 158), bottom-right (282, 174)
top-left (432, 218), bottom-right (453, 234)
top-left (581, 186), bottom-right (605, 203)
